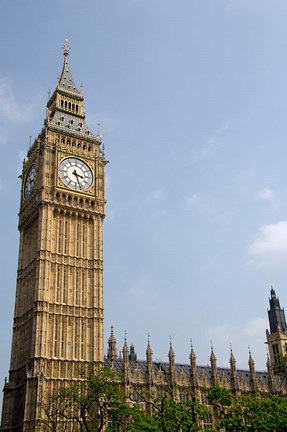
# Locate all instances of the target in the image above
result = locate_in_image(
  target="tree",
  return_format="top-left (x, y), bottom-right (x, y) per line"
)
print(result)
top-left (41, 367), bottom-right (132, 432)
top-left (130, 383), bottom-right (211, 432)
top-left (207, 388), bottom-right (287, 432)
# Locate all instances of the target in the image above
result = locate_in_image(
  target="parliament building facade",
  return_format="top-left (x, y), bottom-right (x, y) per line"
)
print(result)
top-left (1, 42), bottom-right (287, 431)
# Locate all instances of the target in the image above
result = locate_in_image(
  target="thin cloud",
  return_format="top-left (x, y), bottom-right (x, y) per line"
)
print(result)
top-left (248, 221), bottom-right (287, 265)
top-left (206, 317), bottom-right (268, 369)
top-left (258, 186), bottom-right (274, 201)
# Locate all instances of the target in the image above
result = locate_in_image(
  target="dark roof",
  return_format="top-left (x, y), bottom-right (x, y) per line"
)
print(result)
top-left (50, 111), bottom-right (94, 137)
top-left (105, 358), bottom-right (271, 388)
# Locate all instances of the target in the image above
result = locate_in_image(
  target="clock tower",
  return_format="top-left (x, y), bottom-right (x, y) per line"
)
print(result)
top-left (1, 40), bottom-right (106, 431)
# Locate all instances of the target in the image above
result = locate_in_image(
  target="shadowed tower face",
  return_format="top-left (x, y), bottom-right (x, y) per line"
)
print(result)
top-left (1, 40), bottom-right (106, 432)
top-left (266, 287), bottom-right (287, 365)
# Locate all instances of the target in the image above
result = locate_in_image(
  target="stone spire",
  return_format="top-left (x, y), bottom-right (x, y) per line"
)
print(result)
top-left (57, 39), bottom-right (81, 96)
top-left (210, 344), bottom-right (218, 387)
top-left (122, 333), bottom-right (130, 390)
top-left (146, 336), bottom-right (153, 366)
top-left (168, 337), bottom-right (176, 386)
top-left (146, 335), bottom-right (153, 385)
top-left (46, 40), bottom-right (96, 138)
top-left (189, 340), bottom-right (198, 390)
top-left (248, 347), bottom-right (257, 392)
top-left (229, 347), bottom-right (238, 394)
top-left (122, 333), bottom-right (129, 371)
top-left (107, 326), bottom-right (117, 361)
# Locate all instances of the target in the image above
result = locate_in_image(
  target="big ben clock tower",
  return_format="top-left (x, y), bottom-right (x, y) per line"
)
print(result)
top-left (1, 40), bottom-right (107, 431)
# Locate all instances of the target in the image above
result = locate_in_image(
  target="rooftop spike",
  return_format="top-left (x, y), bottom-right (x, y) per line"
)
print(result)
top-left (57, 39), bottom-right (81, 95)
top-left (210, 343), bottom-right (216, 362)
top-left (168, 336), bottom-right (175, 358)
top-left (248, 346), bottom-right (255, 367)
top-left (63, 39), bottom-right (70, 56)
top-left (189, 338), bottom-right (196, 360)
top-left (146, 334), bottom-right (153, 356)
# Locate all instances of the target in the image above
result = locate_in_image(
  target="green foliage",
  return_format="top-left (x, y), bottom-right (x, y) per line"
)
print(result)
top-left (43, 366), bottom-right (130, 432)
top-left (154, 398), bottom-right (209, 432)
top-left (207, 386), bottom-right (232, 408)
top-left (44, 372), bottom-right (287, 432)
top-left (214, 393), bottom-right (287, 432)
top-left (130, 384), bottom-right (211, 432)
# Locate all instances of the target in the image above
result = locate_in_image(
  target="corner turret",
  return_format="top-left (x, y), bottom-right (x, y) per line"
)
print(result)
top-left (268, 287), bottom-right (287, 334)
top-left (266, 287), bottom-right (287, 366)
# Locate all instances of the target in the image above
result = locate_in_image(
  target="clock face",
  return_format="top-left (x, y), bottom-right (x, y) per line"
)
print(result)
top-left (24, 163), bottom-right (37, 200)
top-left (58, 157), bottom-right (93, 191)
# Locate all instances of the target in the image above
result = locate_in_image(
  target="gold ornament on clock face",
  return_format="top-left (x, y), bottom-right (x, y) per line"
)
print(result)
top-left (59, 157), bottom-right (93, 191)
top-left (24, 163), bottom-right (37, 200)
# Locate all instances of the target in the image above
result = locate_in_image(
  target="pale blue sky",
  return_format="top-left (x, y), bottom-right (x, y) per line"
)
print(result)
top-left (2, 0), bottom-right (287, 392)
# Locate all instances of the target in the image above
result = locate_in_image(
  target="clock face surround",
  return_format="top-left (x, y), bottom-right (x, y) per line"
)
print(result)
top-left (24, 163), bottom-right (37, 200)
top-left (59, 157), bottom-right (93, 191)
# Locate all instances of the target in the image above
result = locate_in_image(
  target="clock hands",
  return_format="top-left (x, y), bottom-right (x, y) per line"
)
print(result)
top-left (72, 169), bottom-right (84, 179)
top-left (72, 169), bottom-right (83, 190)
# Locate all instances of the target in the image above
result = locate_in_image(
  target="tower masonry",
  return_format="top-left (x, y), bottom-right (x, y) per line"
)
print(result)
top-left (1, 40), bottom-right (107, 432)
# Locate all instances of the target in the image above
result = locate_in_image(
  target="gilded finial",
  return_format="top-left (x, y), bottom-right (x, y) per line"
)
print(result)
top-left (63, 39), bottom-right (70, 56)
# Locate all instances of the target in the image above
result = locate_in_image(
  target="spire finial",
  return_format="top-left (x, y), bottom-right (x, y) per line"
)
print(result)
top-left (63, 39), bottom-right (70, 57)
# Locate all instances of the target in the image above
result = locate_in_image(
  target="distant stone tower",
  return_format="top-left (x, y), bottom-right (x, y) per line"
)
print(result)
top-left (1, 40), bottom-right (107, 431)
top-left (266, 287), bottom-right (287, 365)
